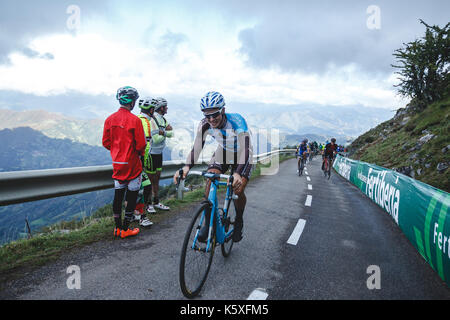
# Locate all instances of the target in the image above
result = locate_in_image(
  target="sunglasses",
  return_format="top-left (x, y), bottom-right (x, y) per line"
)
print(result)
top-left (204, 110), bottom-right (222, 119)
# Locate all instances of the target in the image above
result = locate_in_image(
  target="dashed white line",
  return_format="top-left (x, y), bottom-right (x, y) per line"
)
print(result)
top-left (247, 288), bottom-right (269, 300)
top-left (306, 176), bottom-right (311, 181)
top-left (287, 219), bottom-right (307, 245)
top-left (308, 184), bottom-right (312, 190)
top-left (305, 195), bottom-right (312, 206)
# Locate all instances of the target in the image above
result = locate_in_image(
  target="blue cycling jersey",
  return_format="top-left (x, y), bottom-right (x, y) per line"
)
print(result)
top-left (298, 143), bottom-right (307, 155)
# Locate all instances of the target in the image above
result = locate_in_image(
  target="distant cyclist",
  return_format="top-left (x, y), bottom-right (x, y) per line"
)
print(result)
top-left (296, 139), bottom-right (308, 172)
top-left (173, 91), bottom-right (253, 243)
top-left (322, 138), bottom-right (338, 171)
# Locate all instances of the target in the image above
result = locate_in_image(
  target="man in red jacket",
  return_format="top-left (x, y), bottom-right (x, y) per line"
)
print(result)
top-left (102, 86), bottom-right (146, 238)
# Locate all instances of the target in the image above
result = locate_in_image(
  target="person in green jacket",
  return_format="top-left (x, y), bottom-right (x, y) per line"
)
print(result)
top-left (148, 97), bottom-right (173, 211)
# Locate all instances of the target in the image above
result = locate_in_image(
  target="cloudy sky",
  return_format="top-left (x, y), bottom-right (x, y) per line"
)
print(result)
top-left (0, 0), bottom-right (448, 119)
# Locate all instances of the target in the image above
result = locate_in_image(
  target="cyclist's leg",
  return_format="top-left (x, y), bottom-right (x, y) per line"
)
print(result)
top-left (231, 165), bottom-right (251, 242)
top-left (113, 184), bottom-right (126, 230)
top-left (198, 159), bottom-right (224, 242)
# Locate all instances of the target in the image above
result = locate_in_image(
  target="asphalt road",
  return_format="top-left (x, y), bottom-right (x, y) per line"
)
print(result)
top-left (1, 157), bottom-right (449, 300)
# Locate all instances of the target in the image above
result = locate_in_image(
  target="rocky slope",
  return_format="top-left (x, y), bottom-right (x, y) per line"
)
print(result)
top-left (348, 96), bottom-right (450, 192)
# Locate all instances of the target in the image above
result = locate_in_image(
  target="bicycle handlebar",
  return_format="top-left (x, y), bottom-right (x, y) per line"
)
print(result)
top-left (188, 170), bottom-right (232, 181)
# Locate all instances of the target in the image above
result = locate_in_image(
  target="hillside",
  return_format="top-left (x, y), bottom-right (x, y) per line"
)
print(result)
top-left (0, 127), bottom-right (113, 244)
top-left (348, 96), bottom-right (450, 192)
top-left (0, 109), bottom-right (104, 147)
top-left (0, 127), bottom-right (110, 172)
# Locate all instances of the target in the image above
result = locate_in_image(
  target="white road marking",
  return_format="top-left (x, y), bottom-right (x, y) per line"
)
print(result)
top-left (247, 288), bottom-right (269, 300)
top-left (287, 219), bottom-right (307, 245)
top-left (305, 195), bottom-right (312, 206)
top-left (308, 184), bottom-right (312, 190)
top-left (305, 171), bottom-right (308, 175)
top-left (306, 176), bottom-right (311, 181)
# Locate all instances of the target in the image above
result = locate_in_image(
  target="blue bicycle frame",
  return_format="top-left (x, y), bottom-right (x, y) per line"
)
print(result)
top-left (192, 173), bottom-right (234, 252)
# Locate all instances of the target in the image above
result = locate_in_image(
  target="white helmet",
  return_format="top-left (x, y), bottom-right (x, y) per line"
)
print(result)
top-left (155, 97), bottom-right (167, 111)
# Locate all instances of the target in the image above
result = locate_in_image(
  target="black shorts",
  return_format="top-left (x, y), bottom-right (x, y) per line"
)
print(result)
top-left (208, 155), bottom-right (253, 181)
top-left (148, 154), bottom-right (163, 174)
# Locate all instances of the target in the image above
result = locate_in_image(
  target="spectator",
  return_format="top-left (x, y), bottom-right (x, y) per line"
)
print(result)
top-left (102, 86), bottom-right (146, 238)
top-left (148, 97), bottom-right (173, 211)
top-left (136, 97), bottom-right (159, 225)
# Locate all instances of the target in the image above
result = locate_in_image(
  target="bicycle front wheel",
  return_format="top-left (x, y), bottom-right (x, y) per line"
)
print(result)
top-left (179, 202), bottom-right (216, 299)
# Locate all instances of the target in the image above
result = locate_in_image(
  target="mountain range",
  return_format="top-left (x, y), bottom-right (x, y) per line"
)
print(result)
top-left (0, 105), bottom-right (394, 152)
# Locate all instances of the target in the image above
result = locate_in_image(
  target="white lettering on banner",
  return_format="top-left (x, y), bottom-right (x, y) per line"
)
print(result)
top-left (434, 223), bottom-right (450, 258)
top-left (365, 168), bottom-right (400, 224)
top-left (358, 172), bottom-right (367, 184)
top-left (337, 159), bottom-right (351, 180)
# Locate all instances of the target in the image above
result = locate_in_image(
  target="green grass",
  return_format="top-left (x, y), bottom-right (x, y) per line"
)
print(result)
top-left (0, 152), bottom-right (295, 281)
top-left (349, 96), bottom-right (450, 192)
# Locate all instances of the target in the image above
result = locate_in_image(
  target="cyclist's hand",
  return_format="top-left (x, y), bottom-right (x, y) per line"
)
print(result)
top-left (231, 173), bottom-right (243, 194)
top-left (166, 124), bottom-right (173, 131)
top-left (173, 166), bottom-right (189, 184)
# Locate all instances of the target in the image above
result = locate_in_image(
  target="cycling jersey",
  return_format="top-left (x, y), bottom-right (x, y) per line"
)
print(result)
top-left (297, 143), bottom-right (308, 156)
top-left (324, 142), bottom-right (337, 158)
top-left (150, 113), bottom-right (173, 155)
top-left (102, 107), bottom-right (146, 181)
top-left (186, 113), bottom-right (253, 178)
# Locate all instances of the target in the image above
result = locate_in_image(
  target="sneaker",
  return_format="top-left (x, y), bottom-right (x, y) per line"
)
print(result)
top-left (232, 220), bottom-right (243, 242)
top-left (120, 227), bottom-right (140, 238)
top-left (140, 217), bottom-right (153, 227)
top-left (133, 214), bottom-right (141, 221)
top-left (154, 203), bottom-right (170, 211)
top-left (146, 205), bottom-right (156, 214)
top-left (113, 227), bottom-right (121, 237)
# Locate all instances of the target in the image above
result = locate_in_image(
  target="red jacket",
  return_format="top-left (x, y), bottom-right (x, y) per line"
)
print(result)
top-left (102, 107), bottom-right (146, 181)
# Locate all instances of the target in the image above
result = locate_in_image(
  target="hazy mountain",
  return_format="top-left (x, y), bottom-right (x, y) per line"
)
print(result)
top-left (0, 109), bottom-right (104, 147)
top-left (0, 104), bottom-right (394, 155)
top-left (0, 127), bottom-right (112, 245)
top-left (0, 127), bottom-right (110, 172)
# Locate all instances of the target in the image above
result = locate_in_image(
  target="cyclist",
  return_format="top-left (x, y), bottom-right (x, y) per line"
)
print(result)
top-left (173, 91), bottom-right (253, 243)
top-left (148, 97), bottom-right (173, 212)
top-left (136, 96), bottom-right (159, 226)
top-left (102, 86), bottom-right (146, 238)
top-left (322, 138), bottom-right (338, 171)
top-left (296, 139), bottom-right (308, 172)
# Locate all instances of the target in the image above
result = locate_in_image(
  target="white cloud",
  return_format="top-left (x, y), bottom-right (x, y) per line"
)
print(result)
top-left (0, 20), bottom-right (405, 110)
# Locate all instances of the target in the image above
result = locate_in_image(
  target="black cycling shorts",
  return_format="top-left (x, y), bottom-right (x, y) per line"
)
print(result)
top-left (148, 154), bottom-right (163, 174)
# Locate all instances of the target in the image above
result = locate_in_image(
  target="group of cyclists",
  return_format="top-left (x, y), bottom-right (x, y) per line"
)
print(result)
top-left (103, 84), bottom-right (348, 242)
top-left (296, 138), bottom-right (342, 175)
top-left (103, 87), bottom-right (252, 242)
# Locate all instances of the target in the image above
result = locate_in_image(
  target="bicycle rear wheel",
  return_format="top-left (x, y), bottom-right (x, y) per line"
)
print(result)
top-left (179, 202), bottom-right (216, 299)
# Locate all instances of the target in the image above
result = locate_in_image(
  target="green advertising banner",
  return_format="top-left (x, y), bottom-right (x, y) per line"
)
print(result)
top-left (333, 154), bottom-right (450, 286)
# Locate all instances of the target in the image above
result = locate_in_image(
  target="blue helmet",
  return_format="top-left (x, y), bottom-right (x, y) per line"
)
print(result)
top-left (200, 91), bottom-right (225, 111)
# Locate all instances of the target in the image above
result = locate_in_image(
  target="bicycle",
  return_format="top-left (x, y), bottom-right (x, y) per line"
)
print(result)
top-left (323, 155), bottom-right (332, 179)
top-left (298, 153), bottom-right (306, 176)
top-left (177, 169), bottom-right (238, 299)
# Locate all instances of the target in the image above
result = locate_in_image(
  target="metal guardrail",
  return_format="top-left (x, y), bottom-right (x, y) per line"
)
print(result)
top-left (0, 149), bottom-right (296, 206)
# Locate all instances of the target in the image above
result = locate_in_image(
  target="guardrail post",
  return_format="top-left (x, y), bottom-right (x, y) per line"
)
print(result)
top-left (177, 179), bottom-right (185, 200)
